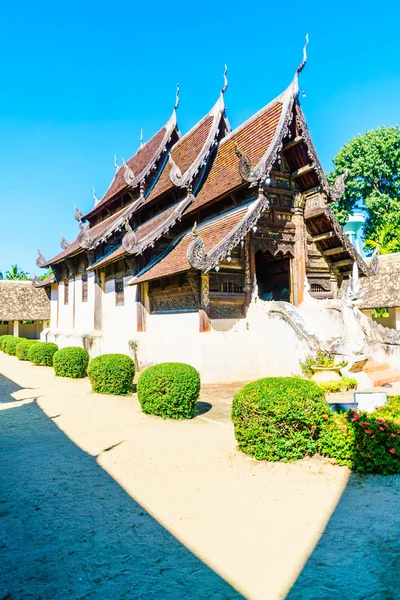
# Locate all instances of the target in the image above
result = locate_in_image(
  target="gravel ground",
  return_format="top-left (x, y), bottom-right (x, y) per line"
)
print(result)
top-left (1, 353), bottom-right (399, 599)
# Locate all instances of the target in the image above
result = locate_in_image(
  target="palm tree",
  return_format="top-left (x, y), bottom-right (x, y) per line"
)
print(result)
top-left (364, 225), bottom-right (400, 255)
top-left (5, 264), bottom-right (30, 280)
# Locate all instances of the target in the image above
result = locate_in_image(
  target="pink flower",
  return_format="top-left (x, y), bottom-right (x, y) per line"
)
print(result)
top-left (390, 448), bottom-right (396, 454)
top-left (380, 427), bottom-right (385, 431)
top-left (391, 434), bottom-right (396, 438)
top-left (352, 414), bottom-right (360, 422)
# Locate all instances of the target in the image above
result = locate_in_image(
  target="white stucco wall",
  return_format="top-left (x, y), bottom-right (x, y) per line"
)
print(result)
top-left (100, 277), bottom-right (138, 355)
top-left (57, 279), bottom-right (74, 331)
top-left (50, 284), bottom-right (58, 328)
top-left (74, 272), bottom-right (95, 331)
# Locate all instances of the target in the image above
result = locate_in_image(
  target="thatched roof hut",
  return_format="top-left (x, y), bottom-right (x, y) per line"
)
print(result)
top-left (360, 253), bottom-right (400, 310)
top-left (0, 281), bottom-right (50, 321)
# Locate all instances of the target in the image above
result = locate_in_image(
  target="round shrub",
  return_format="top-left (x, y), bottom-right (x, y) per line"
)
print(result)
top-left (53, 346), bottom-right (89, 378)
top-left (16, 339), bottom-right (40, 361)
top-left (4, 337), bottom-right (25, 356)
top-left (88, 354), bottom-right (135, 395)
top-left (0, 335), bottom-right (16, 352)
top-left (28, 342), bottom-right (58, 366)
top-left (137, 362), bottom-right (200, 419)
top-left (231, 377), bottom-right (327, 462)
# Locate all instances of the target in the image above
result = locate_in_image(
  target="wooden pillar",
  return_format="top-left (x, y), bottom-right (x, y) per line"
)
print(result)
top-left (136, 284), bottom-right (146, 332)
top-left (330, 273), bottom-right (338, 299)
top-left (199, 274), bottom-right (211, 332)
top-left (94, 270), bottom-right (103, 330)
top-left (292, 204), bottom-right (307, 306)
top-left (244, 234), bottom-right (254, 312)
top-left (13, 320), bottom-right (19, 337)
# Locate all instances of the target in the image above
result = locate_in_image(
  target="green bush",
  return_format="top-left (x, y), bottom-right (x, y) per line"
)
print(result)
top-left (28, 342), bottom-right (58, 366)
top-left (4, 337), bottom-right (25, 356)
top-left (231, 377), bottom-right (327, 461)
top-left (53, 346), bottom-right (89, 378)
top-left (88, 354), bottom-right (135, 395)
top-left (317, 411), bottom-right (355, 466)
top-left (0, 335), bottom-right (15, 352)
top-left (319, 408), bottom-right (400, 474)
top-left (16, 339), bottom-right (40, 361)
top-left (137, 362), bottom-right (200, 419)
top-left (319, 377), bottom-right (357, 394)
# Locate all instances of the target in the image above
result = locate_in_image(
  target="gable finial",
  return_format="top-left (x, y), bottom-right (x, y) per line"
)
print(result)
top-left (221, 64), bottom-right (228, 95)
top-left (293, 34), bottom-right (309, 96)
top-left (174, 83), bottom-right (180, 111)
top-left (114, 154), bottom-right (121, 170)
top-left (140, 129), bottom-right (144, 148)
top-left (92, 188), bottom-right (99, 206)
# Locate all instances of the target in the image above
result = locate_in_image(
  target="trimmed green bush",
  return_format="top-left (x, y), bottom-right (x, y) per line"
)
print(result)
top-left (28, 342), bottom-right (58, 366)
top-left (4, 337), bottom-right (25, 356)
top-left (0, 335), bottom-right (15, 352)
top-left (16, 339), bottom-right (40, 361)
top-left (319, 377), bottom-right (357, 394)
top-left (232, 377), bottom-right (327, 462)
top-left (88, 354), bottom-right (135, 395)
top-left (137, 362), bottom-right (200, 419)
top-left (319, 408), bottom-right (400, 474)
top-left (53, 346), bottom-right (89, 378)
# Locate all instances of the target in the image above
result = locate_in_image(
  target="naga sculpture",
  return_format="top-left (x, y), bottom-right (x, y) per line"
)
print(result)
top-left (60, 235), bottom-right (69, 250)
top-left (36, 250), bottom-right (46, 268)
top-left (122, 219), bottom-right (138, 254)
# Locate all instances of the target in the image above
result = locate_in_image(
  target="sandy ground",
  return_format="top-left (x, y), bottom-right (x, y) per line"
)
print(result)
top-left (1, 354), bottom-right (400, 600)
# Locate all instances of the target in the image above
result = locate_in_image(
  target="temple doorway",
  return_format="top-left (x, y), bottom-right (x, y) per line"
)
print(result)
top-left (255, 251), bottom-right (291, 302)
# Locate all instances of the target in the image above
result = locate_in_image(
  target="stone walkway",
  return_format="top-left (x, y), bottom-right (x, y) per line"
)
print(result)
top-left (1, 354), bottom-right (400, 599)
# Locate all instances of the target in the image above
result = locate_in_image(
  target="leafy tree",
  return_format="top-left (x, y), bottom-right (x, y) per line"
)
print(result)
top-left (5, 264), bottom-right (31, 280)
top-left (39, 269), bottom-right (54, 281)
top-left (329, 125), bottom-right (400, 249)
top-left (0, 271), bottom-right (3, 280)
top-left (364, 224), bottom-right (400, 255)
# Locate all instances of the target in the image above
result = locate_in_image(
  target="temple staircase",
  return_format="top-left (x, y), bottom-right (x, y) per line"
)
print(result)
top-left (362, 359), bottom-right (400, 387)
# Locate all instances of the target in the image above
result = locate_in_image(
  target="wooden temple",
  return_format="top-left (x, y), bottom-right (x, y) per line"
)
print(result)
top-left (36, 38), bottom-right (375, 337)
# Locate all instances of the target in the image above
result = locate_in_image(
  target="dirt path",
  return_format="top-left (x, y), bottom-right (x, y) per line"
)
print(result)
top-left (1, 353), bottom-right (399, 599)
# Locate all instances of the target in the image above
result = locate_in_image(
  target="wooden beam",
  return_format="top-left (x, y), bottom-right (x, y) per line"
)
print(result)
top-left (331, 258), bottom-right (354, 268)
top-left (282, 136), bottom-right (304, 151)
top-left (292, 164), bottom-right (314, 179)
top-left (312, 231), bottom-right (335, 242)
top-left (322, 246), bottom-right (345, 256)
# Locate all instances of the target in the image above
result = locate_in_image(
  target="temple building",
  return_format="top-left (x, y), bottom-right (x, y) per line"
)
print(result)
top-left (36, 40), bottom-right (386, 382)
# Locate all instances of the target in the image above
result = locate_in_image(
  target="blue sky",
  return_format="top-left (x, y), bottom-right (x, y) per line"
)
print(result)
top-left (0, 0), bottom-right (399, 275)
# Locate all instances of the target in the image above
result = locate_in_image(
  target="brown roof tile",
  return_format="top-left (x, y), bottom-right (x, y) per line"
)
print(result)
top-left (84, 127), bottom-right (168, 219)
top-left (186, 102), bottom-right (283, 214)
top-left (131, 206), bottom-right (249, 284)
top-left (145, 114), bottom-right (215, 205)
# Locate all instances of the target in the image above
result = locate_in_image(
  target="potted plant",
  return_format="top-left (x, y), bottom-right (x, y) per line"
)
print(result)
top-left (300, 349), bottom-right (347, 383)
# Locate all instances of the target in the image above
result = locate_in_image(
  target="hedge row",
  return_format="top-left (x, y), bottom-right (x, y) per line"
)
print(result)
top-left (232, 378), bottom-right (400, 475)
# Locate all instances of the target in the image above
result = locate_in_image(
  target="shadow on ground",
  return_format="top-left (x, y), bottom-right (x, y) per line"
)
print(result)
top-left (286, 472), bottom-right (400, 599)
top-left (0, 374), bottom-right (242, 599)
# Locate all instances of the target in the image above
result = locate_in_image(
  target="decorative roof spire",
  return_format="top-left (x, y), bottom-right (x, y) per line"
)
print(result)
top-left (92, 187), bottom-right (99, 205)
top-left (174, 84), bottom-right (180, 111)
top-left (60, 235), bottom-right (69, 250)
top-left (36, 250), bottom-right (46, 268)
top-left (221, 65), bottom-right (228, 95)
top-left (293, 34), bottom-right (309, 96)
top-left (114, 154), bottom-right (121, 170)
top-left (140, 129), bottom-right (144, 148)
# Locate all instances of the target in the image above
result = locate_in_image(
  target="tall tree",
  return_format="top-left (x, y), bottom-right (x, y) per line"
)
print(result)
top-left (5, 265), bottom-right (30, 280)
top-left (329, 125), bottom-right (400, 251)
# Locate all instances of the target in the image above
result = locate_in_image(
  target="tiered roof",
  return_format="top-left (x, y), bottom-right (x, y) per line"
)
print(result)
top-left (38, 36), bottom-right (372, 285)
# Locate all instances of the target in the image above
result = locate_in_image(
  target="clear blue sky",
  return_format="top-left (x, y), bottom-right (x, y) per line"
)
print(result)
top-left (1, 0), bottom-right (399, 275)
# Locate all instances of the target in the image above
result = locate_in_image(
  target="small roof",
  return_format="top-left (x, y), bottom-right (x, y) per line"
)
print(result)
top-left (130, 204), bottom-right (251, 285)
top-left (144, 94), bottom-right (229, 206)
top-left (83, 112), bottom-right (179, 220)
top-left (359, 253), bottom-right (400, 309)
top-left (186, 98), bottom-right (284, 214)
top-left (0, 281), bottom-right (50, 321)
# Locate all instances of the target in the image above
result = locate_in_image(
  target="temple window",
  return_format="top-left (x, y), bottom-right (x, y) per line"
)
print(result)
top-left (310, 283), bottom-right (325, 293)
top-left (64, 280), bottom-right (69, 305)
top-left (115, 278), bottom-right (125, 306)
top-left (82, 273), bottom-right (88, 302)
